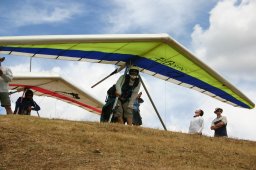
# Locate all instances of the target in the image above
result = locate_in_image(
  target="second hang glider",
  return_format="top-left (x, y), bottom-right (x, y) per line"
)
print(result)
top-left (0, 34), bottom-right (254, 109)
top-left (9, 74), bottom-right (103, 115)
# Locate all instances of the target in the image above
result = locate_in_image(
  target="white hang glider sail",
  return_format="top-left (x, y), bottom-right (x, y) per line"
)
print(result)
top-left (0, 34), bottom-right (254, 109)
top-left (9, 74), bottom-right (103, 115)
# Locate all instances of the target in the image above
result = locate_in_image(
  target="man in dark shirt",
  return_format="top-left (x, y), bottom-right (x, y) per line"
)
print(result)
top-left (210, 108), bottom-right (228, 137)
top-left (14, 89), bottom-right (40, 115)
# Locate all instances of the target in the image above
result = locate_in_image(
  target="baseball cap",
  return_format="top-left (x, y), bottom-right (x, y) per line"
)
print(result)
top-left (214, 108), bottom-right (223, 113)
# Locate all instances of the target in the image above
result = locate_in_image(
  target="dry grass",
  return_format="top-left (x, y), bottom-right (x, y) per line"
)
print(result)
top-left (0, 115), bottom-right (256, 170)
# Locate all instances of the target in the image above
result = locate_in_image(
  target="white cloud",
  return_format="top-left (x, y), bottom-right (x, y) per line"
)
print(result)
top-left (199, 92), bottom-right (256, 141)
top-left (105, 0), bottom-right (212, 36)
top-left (5, 0), bottom-right (83, 27)
top-left (10, 91), bottom-right (100, 122)
top-left (190, 0), bottom-right (256, 140)
top-left (191, 0), bottom-right (256, 78)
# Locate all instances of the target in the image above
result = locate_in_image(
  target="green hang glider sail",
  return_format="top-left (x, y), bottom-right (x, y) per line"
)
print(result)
top-left (0, 34), bottom-right (254, 109)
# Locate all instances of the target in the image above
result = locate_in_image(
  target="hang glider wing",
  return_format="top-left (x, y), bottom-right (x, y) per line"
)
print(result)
top-left (9, 74), bottom-right (103, 114)
top-left (0, 34), bottom-right (254, 109)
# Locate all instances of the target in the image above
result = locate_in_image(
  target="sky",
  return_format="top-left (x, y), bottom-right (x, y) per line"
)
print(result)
top-left (0, 0), bottom-right (256, 141)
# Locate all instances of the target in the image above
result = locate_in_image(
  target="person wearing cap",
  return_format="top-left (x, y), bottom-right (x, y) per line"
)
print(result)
top-left (211, 108), bottom-right (228, 137)
top-left (188, 109), bottom-right (204, 135)
top-left (114, 66), bottom-right (141, 125)
top-left (0, 57), bottom-right (13, 114)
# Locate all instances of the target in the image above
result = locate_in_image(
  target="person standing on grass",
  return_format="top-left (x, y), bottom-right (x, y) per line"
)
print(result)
top-left (211, 108), bottom-right (228, 137)
top-left (132, 92), bottom-right (143, 126)
top-left (188, 109), bottom-right (204, 135)
top-left (114, 66), bottom-right (141, 125)
top-left (0, 56), bottom-right (13, 115)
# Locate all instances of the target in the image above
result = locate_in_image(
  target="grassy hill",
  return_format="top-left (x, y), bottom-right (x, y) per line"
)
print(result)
top-left (0, 115), bottom-right (256, 170)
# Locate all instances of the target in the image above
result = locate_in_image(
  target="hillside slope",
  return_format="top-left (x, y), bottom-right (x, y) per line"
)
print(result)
top-left (0, 115), bottom-right (256, 170)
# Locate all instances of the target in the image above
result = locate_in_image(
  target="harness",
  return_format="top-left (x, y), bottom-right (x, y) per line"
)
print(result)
top-left (120, 75), bottom-right (139, 102)
top-left (106, 75), bottom-right (139, 100)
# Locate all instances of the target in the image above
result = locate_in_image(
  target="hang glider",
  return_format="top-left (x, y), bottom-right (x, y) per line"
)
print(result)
top-left (9, 73), bottom-right (103, 114)
top-left (0, 34), bottom-right (254, 109)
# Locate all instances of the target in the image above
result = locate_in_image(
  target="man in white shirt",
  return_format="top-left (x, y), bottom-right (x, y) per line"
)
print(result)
top-left (188, 109), bottom-right (204, 135)
top-left (0, 57), bottom-right (13, 114)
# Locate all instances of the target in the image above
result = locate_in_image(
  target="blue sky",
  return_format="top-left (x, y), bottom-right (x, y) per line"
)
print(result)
top-left (1, 0), bottom-right (256, 141)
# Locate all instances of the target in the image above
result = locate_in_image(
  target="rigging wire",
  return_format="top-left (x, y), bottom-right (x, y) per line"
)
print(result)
top-left (164, 81), bottom-right (167, 121)
top-left (164, 44), bottom-right (167, 124)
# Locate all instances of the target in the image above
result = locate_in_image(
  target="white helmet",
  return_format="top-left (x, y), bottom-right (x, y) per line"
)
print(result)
top-left (129, 66), bottom-right (139, 75)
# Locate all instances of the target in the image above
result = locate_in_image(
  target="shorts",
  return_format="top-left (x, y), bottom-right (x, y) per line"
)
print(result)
top-left (0, 92), bottom-right (11, 107)
top-left (114, 100), bottom-right (133, 119)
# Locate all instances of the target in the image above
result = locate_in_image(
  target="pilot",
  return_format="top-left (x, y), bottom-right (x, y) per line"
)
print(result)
top-left (114, 66), bottom-right (141, 125)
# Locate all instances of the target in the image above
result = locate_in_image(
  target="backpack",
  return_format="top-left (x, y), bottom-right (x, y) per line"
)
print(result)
top-left (107, 85), bottom-right (116, 99)
top-left (120, 75), bottom-right (140, 102)
top-left (106, 75), bottom-right (139, 101)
